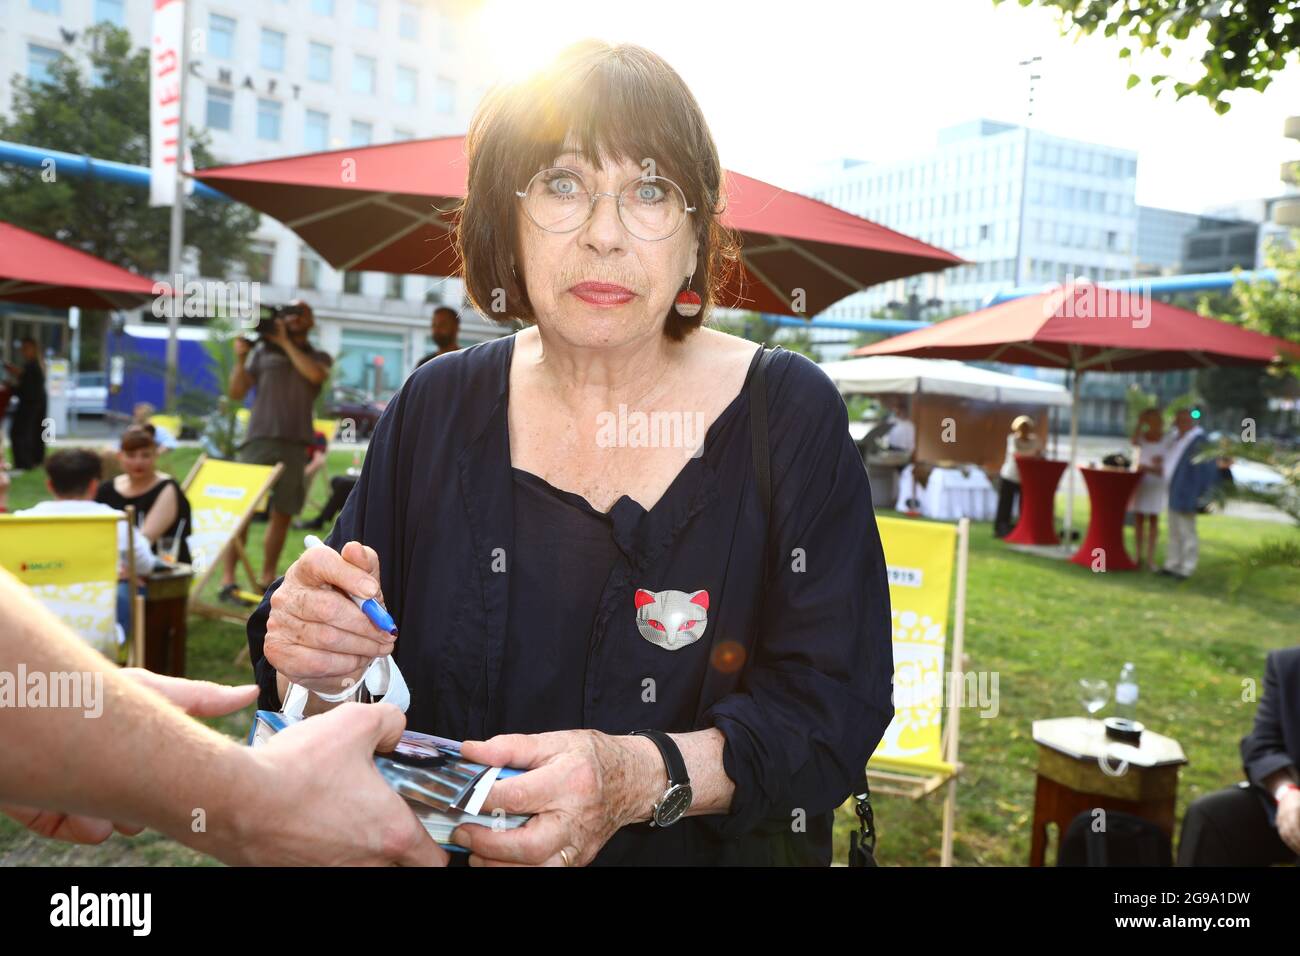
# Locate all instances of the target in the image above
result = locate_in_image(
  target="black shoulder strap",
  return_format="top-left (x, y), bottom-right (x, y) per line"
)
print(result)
top-left (748, 344), bottom-right (779, 521)
top-left (746, 343), bottom-right (877, 867)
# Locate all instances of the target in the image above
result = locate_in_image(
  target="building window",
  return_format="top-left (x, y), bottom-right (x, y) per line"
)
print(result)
top-left (298, 251), bottom-right (322, 290)
top-left (355, 0), bottom-right (378, 29)
top-left (94, 0), bottom-right (125, 26)
top-left (349, 120), bottom-right (373, 146)
top-left (353, 55), bottom-right (377, 95)
top-left (210, 15), bottom-right (235, 60)
top-left (310, 0), bottom-right (334, 14)
top-left (27, 44), bottom-right (60, 85)
top-left (305, 110), bottom-right (330, 151)
top-left (29, 0), bottom-right (60, 13)
top-left (392, 128), bottom-right (414, 141)
top-left (399, 1), bottom-right (420, 39)
top-left (261, 29), bottom-right (286, 72)
top-left (206, 86), bottom-right (233, 131)
top-left (386, 274), bottom-right (404, 298)
top-left (247, 241), bottom-right (275, 283)
top-left (343, 271), bottom-right (363, 294)
top-left (339, 329), bottom-right (404, 400)
top-left (257, 98), bottom-right (282, 141)
top-left (434, 76), bottom-right (455, 114)
top-left (396, 66), bottom-right (418, 105)
top-left (308, 42), bottom-right (332, 83)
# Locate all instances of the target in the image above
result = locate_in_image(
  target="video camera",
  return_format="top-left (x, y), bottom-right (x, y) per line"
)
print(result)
top-left (246, 302), bottom-right (310, 353)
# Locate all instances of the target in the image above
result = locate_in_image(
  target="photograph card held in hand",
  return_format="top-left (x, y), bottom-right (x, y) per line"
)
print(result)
top-left (249, 710), bottom-right (530, 849)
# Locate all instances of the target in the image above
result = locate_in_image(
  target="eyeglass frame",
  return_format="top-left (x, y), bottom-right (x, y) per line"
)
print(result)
top-left (514, 166), bottom-right (697, 242)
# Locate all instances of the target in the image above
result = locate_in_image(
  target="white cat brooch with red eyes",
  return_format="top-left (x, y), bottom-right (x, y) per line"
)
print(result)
top-left (634, 588), bottom-right (709, 651)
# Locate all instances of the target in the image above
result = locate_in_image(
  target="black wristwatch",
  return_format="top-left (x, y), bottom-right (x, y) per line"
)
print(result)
top-left (631, 730), bottom-right (692, 827)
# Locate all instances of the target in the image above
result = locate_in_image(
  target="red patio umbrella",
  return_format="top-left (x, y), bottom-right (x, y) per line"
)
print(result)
top-left (196, 135), bottom-right (963, 317)
top-left (853, 280), bottom-right (1300, 541)
top-left (0, 221), bottom-right (157, 309)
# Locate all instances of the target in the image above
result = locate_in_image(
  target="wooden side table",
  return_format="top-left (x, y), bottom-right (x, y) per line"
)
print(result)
top-left (144, 563), bottom-right (193, 677)
top-left (1029, 717), bottom-right (1187, 866)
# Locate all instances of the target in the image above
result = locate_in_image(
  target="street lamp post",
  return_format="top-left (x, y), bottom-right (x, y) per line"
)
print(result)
top-left (1013, 56), bottom-right (1042, 289)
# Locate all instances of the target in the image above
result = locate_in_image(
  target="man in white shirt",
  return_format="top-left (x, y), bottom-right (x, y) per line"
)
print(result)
top-left (882, 397), bottom-right (916, 454)
top-left (15, 448), bottom-right (157, 640)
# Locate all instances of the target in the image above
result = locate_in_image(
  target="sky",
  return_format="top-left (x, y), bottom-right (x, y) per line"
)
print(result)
top-left (469, 0), bottom-right (1300, 215)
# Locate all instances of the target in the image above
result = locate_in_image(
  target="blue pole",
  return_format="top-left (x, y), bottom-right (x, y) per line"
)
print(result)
top-left (985, 269), bottom-right (1280, 306)
top-left (0, 139), bottom-right (228, 201)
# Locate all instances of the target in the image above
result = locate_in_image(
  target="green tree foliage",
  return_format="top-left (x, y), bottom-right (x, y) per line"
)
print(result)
top-left (998, 0), bottom-right (1300, 113)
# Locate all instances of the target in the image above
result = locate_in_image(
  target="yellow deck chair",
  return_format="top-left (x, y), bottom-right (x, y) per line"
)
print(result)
top-left (313, 417), bottom-right (340, 441)
top-left (866, 515), bottom-right (970, 867)
top-left (0, 507), bottom-right (147, 665)
top-left (180, 453), bottom-right (283, 626)
top-left (148, 413), bottom-right (183, 440)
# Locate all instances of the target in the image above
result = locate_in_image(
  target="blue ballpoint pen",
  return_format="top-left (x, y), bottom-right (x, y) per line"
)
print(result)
top-left (302, 534), bottom-right (397, 635)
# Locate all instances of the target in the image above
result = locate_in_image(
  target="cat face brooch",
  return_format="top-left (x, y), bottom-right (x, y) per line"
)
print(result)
top-left (634, 588), bottom-right (709, 651)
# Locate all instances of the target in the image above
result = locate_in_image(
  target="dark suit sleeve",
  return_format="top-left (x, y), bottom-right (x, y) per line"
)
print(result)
top-left (1241, 651), bottom-right (1296, 824)
top-left (699, 355), bottom-right (894, 837)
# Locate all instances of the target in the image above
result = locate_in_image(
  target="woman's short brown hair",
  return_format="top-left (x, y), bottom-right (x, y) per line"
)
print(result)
top-left (454, 40), bottom-right (739, 341)
top-left (120, 424), bottom-right (157, 453)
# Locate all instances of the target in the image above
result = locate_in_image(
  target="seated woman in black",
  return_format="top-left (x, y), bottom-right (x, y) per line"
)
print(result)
top-left (96, 424), bottom-right (192, 565)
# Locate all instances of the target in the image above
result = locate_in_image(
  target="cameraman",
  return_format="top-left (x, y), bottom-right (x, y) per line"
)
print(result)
top-left (220, 301), bottom-right (332, 605)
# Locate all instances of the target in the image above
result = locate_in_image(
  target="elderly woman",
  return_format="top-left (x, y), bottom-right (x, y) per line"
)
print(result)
top-left (248, 40), bottom-right (893, 867)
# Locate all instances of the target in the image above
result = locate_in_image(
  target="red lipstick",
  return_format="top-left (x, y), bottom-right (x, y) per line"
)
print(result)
top-left (569, 281), bottom-right (636, 306)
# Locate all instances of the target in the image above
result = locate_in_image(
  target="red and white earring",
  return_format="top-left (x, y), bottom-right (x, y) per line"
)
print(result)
top-left (674, 272), bottom-right (701, 318)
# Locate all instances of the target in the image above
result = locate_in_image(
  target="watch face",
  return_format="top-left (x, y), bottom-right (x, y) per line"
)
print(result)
top-left (656, 784), bottom-right (693, 827)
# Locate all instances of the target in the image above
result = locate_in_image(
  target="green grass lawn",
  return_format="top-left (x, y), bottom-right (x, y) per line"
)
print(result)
top-left (3, 447), bottom-right (1298, 865)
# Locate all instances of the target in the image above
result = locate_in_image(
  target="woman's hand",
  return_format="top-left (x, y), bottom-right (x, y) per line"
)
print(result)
top-left (264, 541), bottom-right (396, 695)
top-left (451, 730), bottom-right (661, 866)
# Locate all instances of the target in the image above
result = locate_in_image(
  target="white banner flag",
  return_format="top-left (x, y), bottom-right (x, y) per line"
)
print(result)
top-left (149, 0), bottom-right (185, 207)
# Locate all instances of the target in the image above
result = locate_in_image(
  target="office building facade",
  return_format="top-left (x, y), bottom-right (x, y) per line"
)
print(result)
top-left (2, 0), bottom-right (504, 399)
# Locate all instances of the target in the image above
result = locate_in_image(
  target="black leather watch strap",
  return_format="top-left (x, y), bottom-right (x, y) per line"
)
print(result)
top-left (631, 729), bottom-right (688, 787)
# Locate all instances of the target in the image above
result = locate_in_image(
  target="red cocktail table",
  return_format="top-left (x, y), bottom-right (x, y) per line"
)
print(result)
top-left (1004, 456), bottom-right (1067, 545)
top-left (1069, 466), bottom-right (1143, 571)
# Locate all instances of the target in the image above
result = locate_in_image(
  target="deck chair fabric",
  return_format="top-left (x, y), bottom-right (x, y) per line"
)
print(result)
top-left (147, 414), bottom-right (183, 442)
top-left (0, 510), bottom-right (135, 661)
top-left (868, 515), bottom-right (970, 866)
top-left (180, 454), bottom-right (283, 624)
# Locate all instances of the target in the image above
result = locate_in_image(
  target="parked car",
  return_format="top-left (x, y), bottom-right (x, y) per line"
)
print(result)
top-left (323, 385), bottom-right (387, 439)
top-left (70, 371), bottom-right (108, 416)
top-left (1229, 458), bottom-right (1285, 495)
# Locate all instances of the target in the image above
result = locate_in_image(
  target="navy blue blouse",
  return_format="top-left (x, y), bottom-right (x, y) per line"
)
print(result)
top-left (494, 466), bottom-right (622, 734)
top-left (247, 333), bottom-right (894, 866)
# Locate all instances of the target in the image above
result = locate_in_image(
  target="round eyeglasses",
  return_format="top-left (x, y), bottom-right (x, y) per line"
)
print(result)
top-left (516, 167), bottom-right (696, 242)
